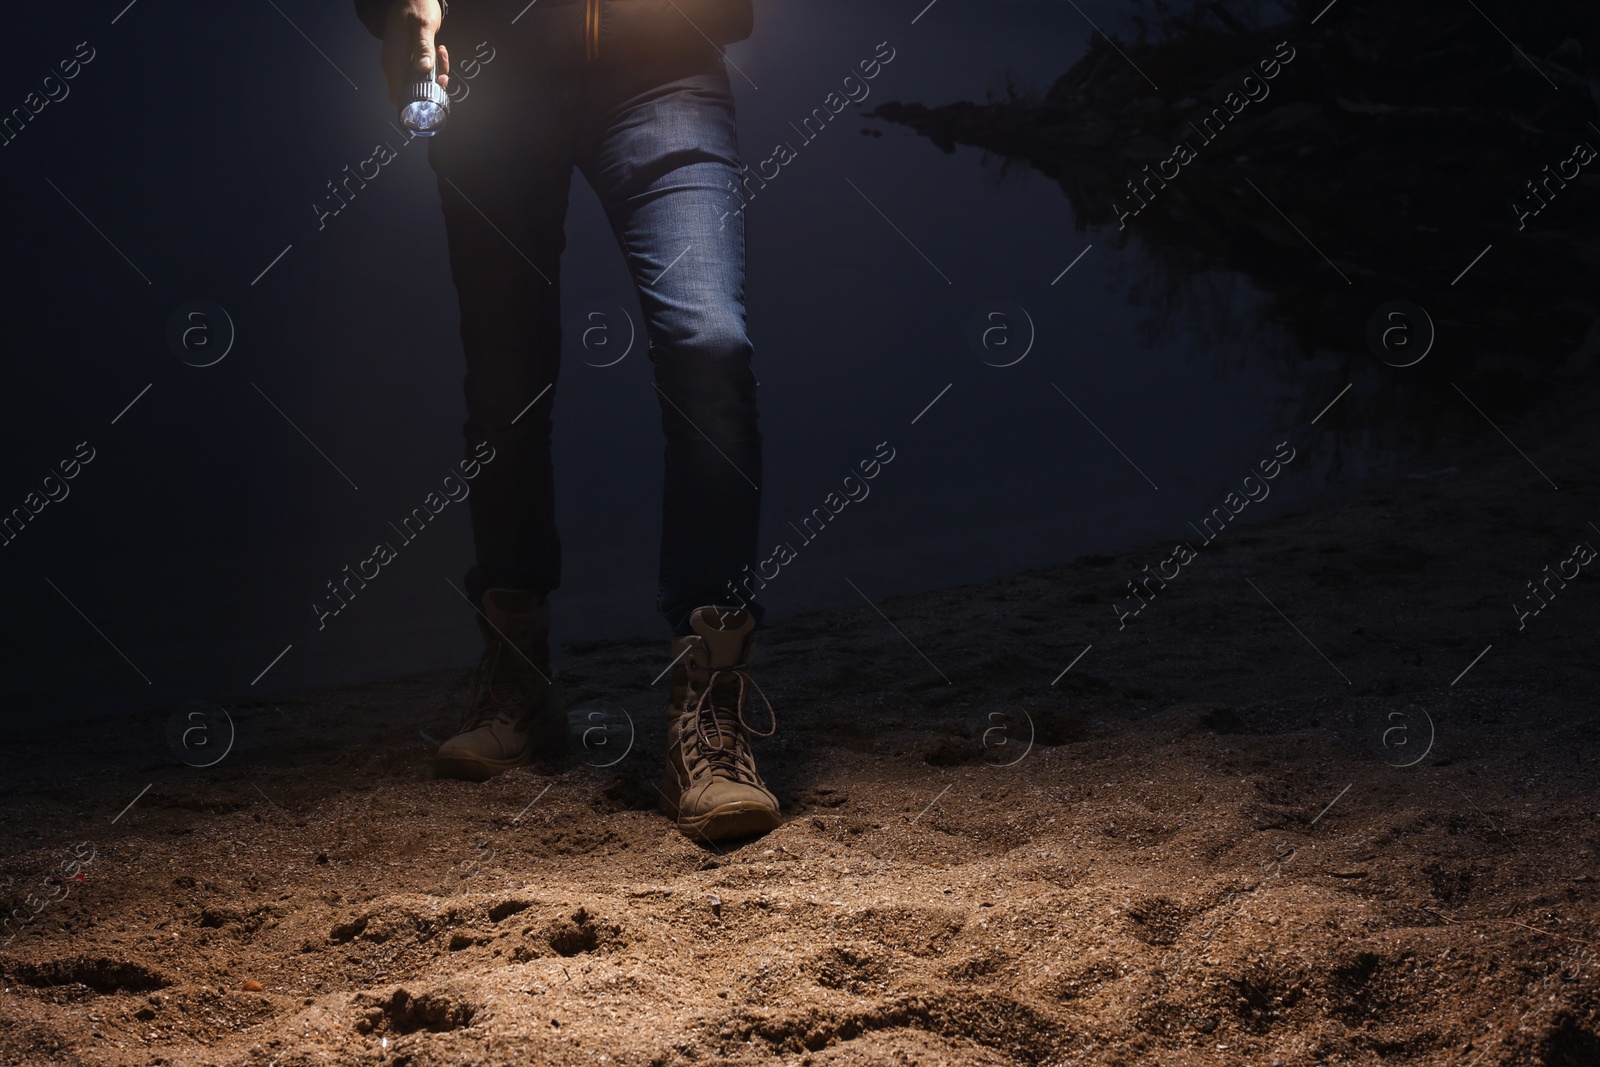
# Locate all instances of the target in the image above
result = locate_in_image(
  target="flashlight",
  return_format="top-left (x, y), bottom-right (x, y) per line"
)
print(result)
top-left (399, 63), bottom-right (450, 137)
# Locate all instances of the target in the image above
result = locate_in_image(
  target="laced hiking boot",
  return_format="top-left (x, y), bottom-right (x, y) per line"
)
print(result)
top-left (661, 606), bottom-right (781, 842)
top-left (434, 588), bottom-right (564, 781)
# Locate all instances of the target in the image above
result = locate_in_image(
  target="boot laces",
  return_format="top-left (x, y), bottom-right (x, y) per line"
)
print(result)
top-left (464, 641), bottom-right (531, 731)
top-left (689, 668), bottom-right (776, 782)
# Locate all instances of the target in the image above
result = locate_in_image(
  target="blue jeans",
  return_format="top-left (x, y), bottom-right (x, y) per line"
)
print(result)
top-left (427, 40), bottom-right (762, 635)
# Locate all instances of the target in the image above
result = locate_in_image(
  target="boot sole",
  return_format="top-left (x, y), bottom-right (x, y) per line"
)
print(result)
top-left (659, 777), bottom-right (781, 842)
top-left (434, 731), bottom-right (570, 781)
top-left (433, 748), bottom-right (533, 782)
top-left (678, 802), bottom-right (782, 842)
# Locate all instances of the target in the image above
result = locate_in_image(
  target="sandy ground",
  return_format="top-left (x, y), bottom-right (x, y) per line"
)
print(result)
top-left (3, 382), bottom-right (1600, 1067)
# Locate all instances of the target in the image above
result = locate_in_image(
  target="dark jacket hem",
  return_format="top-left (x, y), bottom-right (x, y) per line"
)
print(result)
top-left (353, 0), bottom-right (753, 53)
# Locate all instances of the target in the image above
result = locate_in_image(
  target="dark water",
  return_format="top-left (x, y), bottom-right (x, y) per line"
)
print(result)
top-left (2, 0), bottom-right (1431, 722)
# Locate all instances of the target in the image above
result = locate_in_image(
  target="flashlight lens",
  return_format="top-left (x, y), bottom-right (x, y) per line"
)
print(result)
top-left (402, 100), bottom-right (446, 135)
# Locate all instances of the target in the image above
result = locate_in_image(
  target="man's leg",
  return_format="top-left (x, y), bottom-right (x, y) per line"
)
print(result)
top-left (423, 48), bottom-right (582, 779)
top-left (578, 55), bottom-right (763, 636)
top-left (431, 94), bottom-right (577, 605)
top-left (579, 53), bottom-right (780, 840)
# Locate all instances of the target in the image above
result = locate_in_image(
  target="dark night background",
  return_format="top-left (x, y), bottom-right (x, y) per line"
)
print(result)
top-left (15, 0), bottom-right (1586, 723)
top-left (5, 1), bottom-right (1600, 1063)
top-left (6, 0), bottom-right (1214, 719)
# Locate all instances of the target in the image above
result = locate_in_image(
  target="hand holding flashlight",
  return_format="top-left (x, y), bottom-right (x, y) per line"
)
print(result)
top-left (381, 0), bottom-right (451, 133)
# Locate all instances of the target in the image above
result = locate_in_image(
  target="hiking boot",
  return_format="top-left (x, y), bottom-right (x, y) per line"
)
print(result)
top-left (660, 606), bottom-right (781, 842)
top-left (434, 588), bottom-right (564, 781)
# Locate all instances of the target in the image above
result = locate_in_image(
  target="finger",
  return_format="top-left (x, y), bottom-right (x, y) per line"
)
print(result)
top-left (413, 21), bottom-right (436, 74)
top-left (437, 44), bottom-right (450, 91)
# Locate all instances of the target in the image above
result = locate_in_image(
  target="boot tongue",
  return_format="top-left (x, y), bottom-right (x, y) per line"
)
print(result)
top-left (482, 588), bottom-right (541, 630)
top-left (690, 606), bottom-right (753, 669)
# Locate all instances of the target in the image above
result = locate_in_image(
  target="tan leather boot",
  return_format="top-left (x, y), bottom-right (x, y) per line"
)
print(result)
top-left (434, 589), bottom-right (564, 781)
top-left (660, 606), bottom-right (781, 841)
